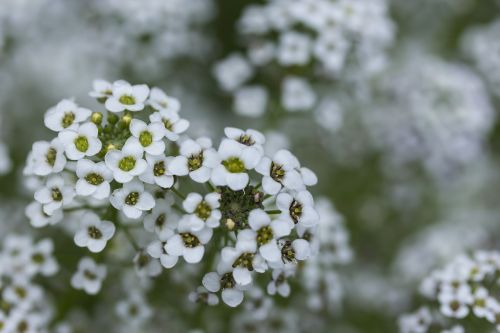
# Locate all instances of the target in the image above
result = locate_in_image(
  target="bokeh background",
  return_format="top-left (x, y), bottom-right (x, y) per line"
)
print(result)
top-left (0, 0), bottom-right (499, 332)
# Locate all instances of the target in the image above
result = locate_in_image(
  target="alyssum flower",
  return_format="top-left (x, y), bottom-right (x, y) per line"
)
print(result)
top-left (24, 80), bottom-right (324, 308)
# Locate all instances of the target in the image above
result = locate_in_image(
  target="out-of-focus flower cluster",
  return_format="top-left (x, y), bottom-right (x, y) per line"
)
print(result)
top-left (400, 251), bottom-right (500, 333)
top-left (0, 235), bottom-right (58, 332)
top-left (213, 0), bottom-right (394, 117)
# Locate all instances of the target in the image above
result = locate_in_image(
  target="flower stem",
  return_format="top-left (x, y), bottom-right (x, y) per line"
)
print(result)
top-left (171, 187), bottom-right (186, 200)
top-left (265, 210), bottom-right (281, 215)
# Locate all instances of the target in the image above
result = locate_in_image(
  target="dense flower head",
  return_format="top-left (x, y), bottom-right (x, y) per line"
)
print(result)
top-left (213, 0), bottom-right (394, 117)
top-left (399, 250), bottom-right (500, 333)
top-left (0, 234), bottom-right (59, 333)
top-left (23, 80), bottom-right (324, 307)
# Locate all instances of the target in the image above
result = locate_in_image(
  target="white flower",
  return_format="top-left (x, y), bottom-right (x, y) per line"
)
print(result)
top-left (75, 160), bottom-right (113, 199)
top-left (211, 138), bottom-right (261, 191)
top-left (58, 123), bottom-right (102, 160)
top-left (139, 154), bottom-right (175, 188)
top-left (105, 81), bottom-right (150, 113)
top-left (281, 76), bottom-right (316, 112)
top-left (168, 137), bottom-right (219, 183)
top-left (202, 269), bottom-right (247, 307)
top-left (278, 238), bottom-right (311, 263)
top-left (3, 279), bottom-right (42, 305)
top-left (147, 240), bottom-right (178, 269)
top-left (25, 201), bottom-right (63, 228)
top-left (218, 233), bottom-right (267, 286)
top-left (213, 53), bottom-right (254, 92)
top-left (472, 287), bottom-right (491, 318)
top-left (105, 141), bottom-right (148, 183)
top-left (74, 211), bottom-right (116, 253)
top-left (188, 287), bottom-right (219, 306)
top-left (247, 209), bottom-right (292, 263)
top-left (126, 119), bottom-right (166, 155)
top-left (34, 175), bottom-right (75, 215)
top-left (143, 198), bottom-right (178, 239)
top-left (276, 191), bottom-right (319, 228)
top-left (115, 292), bottom-right (152, 327)
top-left (27, 239), bottom-right (59, 277)
top-left (256, 149), bottom-right (304, 195)
top-left (110, 180), bottom-right (155, 219)
top-left (438, 290), bottom-right (473, 319)
top-left (28, 139), bottom-right (66, 176)
top-left (134, 250), bottom-right (162, 278)
top-left (165, 216), bottom-right (213, 264)
top-left (89, 79), bottom-right (113, 100)
top-left (277, 31), bottom-right (311, 66)
top-left (224, 127), bottom-right (265, 156)
top-left (267, 268), bottom-right (294, 297)
top-left (182, 192), bottom-right (221, 230)
top-left (233, 86), bottom-right (268, 118)
top-left (44, 99), bottom-right (92, 132)
top-left (71, 257), bottom-right (106, 295)
top-left (149, 109), bottom-right (189, 141)
top-left (148, 87), bottom-right (181, 113)
top-left (314, 30), bottom-right (349, 73)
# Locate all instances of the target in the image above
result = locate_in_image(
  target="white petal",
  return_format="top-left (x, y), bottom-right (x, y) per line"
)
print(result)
top-left (259, 242), bottom-right (281, 262)
top-left (202, 272), bottom-right (221, 292)
top-left (183, 246), bottom-right (204, 264)
top-left (221, 289), bottom-right (244, 307)
top-left (233, 267), bottom-right (252, 286)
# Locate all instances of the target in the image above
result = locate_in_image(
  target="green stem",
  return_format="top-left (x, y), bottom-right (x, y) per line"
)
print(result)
top-left (265, 210), bottom-right (281, 215)
top-left (171, 187), bottom-right (186, 200)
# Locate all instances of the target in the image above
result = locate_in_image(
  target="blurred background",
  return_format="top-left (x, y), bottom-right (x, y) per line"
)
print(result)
top-left (0, 0), bottom-right (499, 332)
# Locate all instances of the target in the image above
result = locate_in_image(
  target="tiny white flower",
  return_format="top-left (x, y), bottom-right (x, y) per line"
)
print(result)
top-left (143, 197), bottom-right (178, 239)
top-left (110, 180), bottom-right (156, 219)
top-left (25, 201), bottom-right (63, 228)
top-left (165, 216), bottom-right (213, 264)
top-left (75, 160), bottom-right (113, 199)
top-left (148, 87), bottom-right (181, 113)
top-left (105, 81), bottom-right (150, 113)
top-left (71, 257), bottom-right (106, 295)
top-left (182, 192), bottom-right (221, 230)
top-left (224, 127), bottom-right (265, 156)
top-left (256, 149), bottom-right (304, 195)
top-left (139, 154), bottom-right (175, 188)
top-left (168, 137), bottom-right (219, 183)
top-left (3, 279), bottom-right (42, 305)
top-left (314, 30), bottom-right (349, 73)
top-left (188, 286), bottom-right (219, 306)
top-left (149, 109), bottom-right (189, 141)
top-left (211, 138), bottom-right (261, 191)
top-left (89, 79), bottom-right (113, 100)
top-left (219, 234), bottom-right (267, 286)
top-left (28, 139), bottom-right (67, 176)
top-left (281, 76), bottom-right (317, 112)
top-left (147, 240), bottom-right (178, 269)
top-left (44, 99), bottom-right (92, 132)
top-left (278, 238), bottom-right (311, 263)
top-left (438, 290), bottom-right (473, 319)
top-left (74, 211), bottom-right (116, 253)
top-left (472, 287), bottom-right (491, 318)
top-left (277, 31), bottom-right (311, 66)
top-left (58, 123), bottom-right (102, 160)
top-left (115, 292), bottom-right (152, 327)
top-left (134, 250), bottom-right (162, 278)
top-left (267, 268), bottom-right (294, 297)
top-left (233, 86), bottom-right (268, 118)
top-left (247, 209), bottom-right (292, 263)
top-left (202, 268), bottom-right (247, 307)
top-left (105, 141), bottom-right (148, 183)
top-left (28, 239), bottom-right (59, 277)
top-left (126, 119), bottom-right (166, 155)
top-left (34, 175), bottom-right (75, 215)
top-left (276, 190), bottom-right (319, 228)
top-left (213, 53), bottom-right (254, 92)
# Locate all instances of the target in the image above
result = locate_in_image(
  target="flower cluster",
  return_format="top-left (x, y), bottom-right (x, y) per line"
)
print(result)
top-left (462, 19), bottom-right (500, 97)
top-left (24, 80), bottom-right (321, 307)
top-left (400, 251), bottom-right (500, 333)
top-left (0, 234), bottom-right (59, 332)
top-left (214, 0), bottom-right (394, 117)
top-left (366, 54), bottom-right (494, 179)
